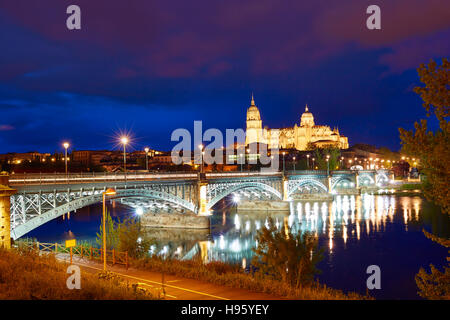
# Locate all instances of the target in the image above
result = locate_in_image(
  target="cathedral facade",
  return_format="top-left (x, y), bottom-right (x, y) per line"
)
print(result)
top-left (245, 95), bottom-right (349, 150)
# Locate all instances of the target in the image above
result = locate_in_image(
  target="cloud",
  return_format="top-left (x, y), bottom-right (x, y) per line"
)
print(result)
top-left (0, 125), bottom-right (14, 131)
top-left (0, 0), bottom-right (448, 152)
top-left (379, 30), bottom-right (450, 75)
top-left (1, 0), bottom-right (449, 81)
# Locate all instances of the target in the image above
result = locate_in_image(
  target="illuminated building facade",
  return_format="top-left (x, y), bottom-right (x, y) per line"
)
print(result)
top-left (245, 95), bottom-right (349, 150)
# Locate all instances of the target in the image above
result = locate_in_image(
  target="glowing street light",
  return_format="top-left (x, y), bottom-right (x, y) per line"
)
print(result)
top-left (282, 152), bottom-right (286, 172)
top-left (102, 188), bottom-right (116, 271)
top-left (63, 142), bottom-right (69, 176)
top-left (326, 155), bottom-right (330, 176)
top-left (306, 154), bottom-right (310, 169)
top-left (120, 136), bottom-right (128, 174)
top-left (293, 156), bottom-right (296, 171)
top-left (144, 147), bottom-right (150, 172)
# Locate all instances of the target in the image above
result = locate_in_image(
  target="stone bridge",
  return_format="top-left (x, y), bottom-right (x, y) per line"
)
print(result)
top-left (0, 170), bottom-right (391, 243)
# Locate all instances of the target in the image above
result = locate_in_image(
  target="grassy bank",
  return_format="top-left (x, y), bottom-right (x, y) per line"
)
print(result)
top-left (400, 183), bottom-right (423, 190)
top-left (0, 248), bottom-right (156, 300)
top-left (132, 256), bottom-right (370, 300)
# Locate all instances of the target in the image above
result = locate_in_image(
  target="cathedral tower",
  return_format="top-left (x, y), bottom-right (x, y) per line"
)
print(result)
top-left (245, 94), bottom-right (263, 145)
top-left (300, 104), bottom-right (315, 127)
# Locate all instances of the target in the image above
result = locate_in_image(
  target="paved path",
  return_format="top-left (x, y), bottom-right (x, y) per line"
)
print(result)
top-left (57, 255), bottom-right (280, 300)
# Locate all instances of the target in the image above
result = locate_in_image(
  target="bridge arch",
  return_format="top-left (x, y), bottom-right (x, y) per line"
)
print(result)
top-left (11, 188), bottom-right (195, 240)
top-left (206, 182), bottom-right (282, 210)
top-left (376, 171), bottom-right (390, 185)
top-left (331, 177), bottom-right (354, 191)
top-left (287, 179), bottom-right (328, 197)
top-left (358, 173), bottom-right (375, 186)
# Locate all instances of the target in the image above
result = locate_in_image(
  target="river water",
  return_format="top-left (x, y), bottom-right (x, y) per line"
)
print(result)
top-left (25, 191), bottom-right (449, 300)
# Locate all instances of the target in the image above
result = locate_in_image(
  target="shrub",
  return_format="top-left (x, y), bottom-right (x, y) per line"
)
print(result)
top-left (252, 217), bottom-right (324, 288)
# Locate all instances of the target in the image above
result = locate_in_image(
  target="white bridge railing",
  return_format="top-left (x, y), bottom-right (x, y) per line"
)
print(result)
top-left (8, 171), bottom-right (283, 186)
top-left (8, 170), bottom-right (366, 186)
top-left (8, 171), bottom-right (198, 186)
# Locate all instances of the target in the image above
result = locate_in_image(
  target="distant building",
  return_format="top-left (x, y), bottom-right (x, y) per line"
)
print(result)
top-left (0, 152), bottom-right (50, 164)
top-left (72, 150), bottom-right (116, 166)
top-left (245, 95), bottom-right (349, 150)
top-left (149, 152), bottom-right (173, 164)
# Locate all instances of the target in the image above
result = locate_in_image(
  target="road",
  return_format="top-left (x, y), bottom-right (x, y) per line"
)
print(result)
top-left (58, 255), bottom-right (280, 300)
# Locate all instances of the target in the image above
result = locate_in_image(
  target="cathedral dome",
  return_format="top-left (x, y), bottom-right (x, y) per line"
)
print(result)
top-left (300, 104), bottom-right (315, 127)
top-left (246, 94), bottom-right (261, 121)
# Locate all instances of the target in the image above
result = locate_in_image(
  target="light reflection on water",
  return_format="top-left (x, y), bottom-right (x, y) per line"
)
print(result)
top-left (182, 194), bottom-right (418, 265)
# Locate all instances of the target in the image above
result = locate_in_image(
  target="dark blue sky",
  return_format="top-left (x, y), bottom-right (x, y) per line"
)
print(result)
top-left (0, 1), bottom-right (449, 154)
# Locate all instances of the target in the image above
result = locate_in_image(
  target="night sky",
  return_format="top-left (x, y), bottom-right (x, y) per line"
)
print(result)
top-left (0, 1), bottom-right (449, 154)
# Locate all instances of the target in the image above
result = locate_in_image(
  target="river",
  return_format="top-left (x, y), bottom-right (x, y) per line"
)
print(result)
top-left (25, 191), bottom-right (449, 299)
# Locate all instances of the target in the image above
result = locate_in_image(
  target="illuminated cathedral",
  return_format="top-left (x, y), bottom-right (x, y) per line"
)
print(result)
top-left (245, 95), bottom-right (349, 150)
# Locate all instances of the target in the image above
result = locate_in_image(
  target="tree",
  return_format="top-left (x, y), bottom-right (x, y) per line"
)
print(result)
top-left (96, 209), bottom-right (119, 250)
top-left (391, 161), bottom-right (410, 178)
top-left (399, 58), bottom-right (449, 214)
top-left (313, 147), bottom-right (341, 170)
top-left (252, 218), bottom-right (323, 288)
top-left (117, 217), bottom-right (153, 259)
top-left (415, 230), bottom-right (450, 300)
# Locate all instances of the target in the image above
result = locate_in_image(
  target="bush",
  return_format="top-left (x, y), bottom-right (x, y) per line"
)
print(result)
top-left (117, 218), bottom-right (154, 259)
top-left (252, 217), bottom-right (324, 288)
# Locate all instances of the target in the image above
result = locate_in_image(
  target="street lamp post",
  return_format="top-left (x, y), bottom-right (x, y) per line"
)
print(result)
top-left (282, 152), bottom-right (286, 173)
top-left (102, 188), bottom-right (116, 271)
top-left (312, 157), bottom-right (315, 170)
top-left (326, 155), bottom-right (330, 176)
top-left (121, 137), bottom-right (128, 174)
top-left (198, 144), bottom-right (204, 173)
top-left (239, 154), bottom-right (243, 172)
top-left (144, 147), bottom-right (149, 172)
top-left (63, 142), bottom-right (69, 176)
top-left (306, 154), bottom-right (310, 169)
top-left (293, 156), bottom-right (296, 171)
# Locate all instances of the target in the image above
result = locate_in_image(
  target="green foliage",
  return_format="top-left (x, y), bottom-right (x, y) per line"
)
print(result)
top-left (96, 210), bottom-right (153, 258)
top-left (117, 218), bottom-right (154, 259)
top-left (96, 209), bottom-right (119, 250)
top-left (399, 58), bottom-right (449, 214)
top-left (252, 218), bottom-right (324, 288)
top-left (313, 147), bottom-right (341, 170)
top-left (415, 230), bottom-right (450, 300)
top-left (400, 183), bottom-right (423, 190)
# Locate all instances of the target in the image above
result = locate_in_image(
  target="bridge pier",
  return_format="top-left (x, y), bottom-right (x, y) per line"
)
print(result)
top-left (0, 174), bottom-right (16, 249)
top-left (282, 176), bottom-right (289, 201)
top-left (355, 172), bottom-right (360, 189)
top-left (197, 180), bottom-right (210, 216)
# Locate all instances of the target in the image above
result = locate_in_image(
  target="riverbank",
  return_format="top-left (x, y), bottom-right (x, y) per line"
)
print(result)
top-left (131, 256), bottom-right (370, 300)
top-left (0, 248), bottom-right (156, 300)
